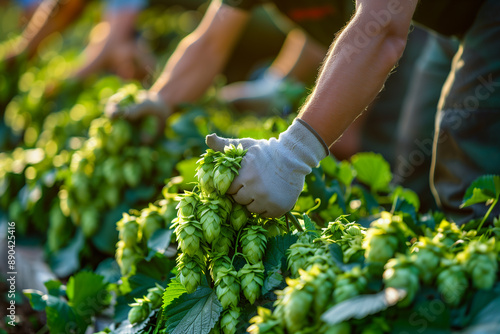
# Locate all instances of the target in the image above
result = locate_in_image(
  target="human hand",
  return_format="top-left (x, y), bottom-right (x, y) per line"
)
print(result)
top-left (206, 119), bottom-right (329, 217)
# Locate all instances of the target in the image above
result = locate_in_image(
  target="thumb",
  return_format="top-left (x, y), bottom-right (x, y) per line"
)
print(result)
top-left (206, 133), bottom-right (232, 152)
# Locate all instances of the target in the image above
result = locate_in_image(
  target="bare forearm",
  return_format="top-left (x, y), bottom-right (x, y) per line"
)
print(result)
top-left (299, 0), bottom-right (417, 147)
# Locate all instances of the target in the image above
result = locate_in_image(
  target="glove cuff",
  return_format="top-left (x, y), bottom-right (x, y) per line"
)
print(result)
top-left (279, 119), bottom-right (329, 169)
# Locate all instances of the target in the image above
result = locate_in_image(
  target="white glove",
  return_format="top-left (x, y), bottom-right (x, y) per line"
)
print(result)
top-left (105, 90), bottom-right (171, 121)
top-left (206, 119), bottom-right (329, 218)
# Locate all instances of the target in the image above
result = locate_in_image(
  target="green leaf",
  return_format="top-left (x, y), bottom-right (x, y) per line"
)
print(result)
top-left (351, 152), bottom-right (392, 192)
top-left (392, 186), bottom-right (420, 212)
top-left (337, 160), bottom-right (354, 187)
top-left (44, 280), bottom-right (64, 296)
top-left (23, 289), bottom-right (47, 311)
top-left (91, 204), bottom-right (128, 255)
top-left (45, 298), bottom-right (89, 334)
top-left (95, 258), bottom-right (122, 284)
top-left (262, 271), bottom-right (283, 295)
top-left (460, 284), bottom-right (500, 332)
top-left (321, 288), bottom-right (407, 325)
top-left (262, 234), bottom-right (299, 272)
top-left (320, 156), bottom-right (337, 177)
top-left (164, 285), bottom-right (222, 334)
top-left (162, 279), bottom-right (187, 310)
top-left (462, 175), bottom-right (500, 207)
top-left (49, 229), bottom-right (85, 277)
top-left (146, 228), bottom-right (173, 261)
top-left (328, 243), bottom-right (363, 272)
top-left (66, 271), bottom-right (110, 315)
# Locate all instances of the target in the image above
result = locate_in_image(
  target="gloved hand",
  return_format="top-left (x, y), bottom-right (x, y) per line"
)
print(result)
top-left (206, 119), bottom-right (329, 218)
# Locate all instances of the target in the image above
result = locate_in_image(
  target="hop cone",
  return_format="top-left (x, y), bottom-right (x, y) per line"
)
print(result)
top-left (221, 307), bottom-right (240, 334)
top-left (383, 255), bottom-right (420, 307)
top-left (140, 209), bottom-right (165, 241)
top-left (412, 237), bottom-right (442, 284)
top-left (212, 224), bottom-right (235, 254)
top-left (230, 203), bottom-right (248, 231)
top-left (116, 241), bottom-right (141, 276)
top-left (437, 262), bottom-right (468, 306)
top-left (196, 149), bottom-right (222, 195)
top-left (241, 226), bottom-right (268, 265)
top-left (146, 285), bottom-right (165, 308)
top-left (238, 262), bottom-right (265, 304)
top-left (283, 288), bottom-right (313, 333)
top-left (173, 218), bottom-right (203, 257)
top-left (321, 217), bottom-right (347, 242)
top-left (118, 214), bottom-right (140, 247)
top-left (198, 200), bottom-right (225, 243)
top-left (176, 191), bottom-right (200, 219)
top-left (340, 223), bottom-right (366, 262)
top-left (215, 266), bottom-right (240, 309)
top-left (433, 220), bottom-right (462, 248)
top-left (177, 252), bottom-right (205, 293)
top-left (363, 214), bottom-right (405, 266)
top-left (302, 247), bottom-right (335, 273)
top-left (287, 243), bottom-right (318, 277)
top-left (458, 238), bottom-right (498, 290)
top-left (128, 300), bottom-right (150, 324)
top-left (334, 266), bottom-right (367, 303)
top-left (213, 144), bottom-right (246, 195)
top-left (308, 265), bottom-right (336, 316)
top-left (210, 254), bottom-right (232, 282)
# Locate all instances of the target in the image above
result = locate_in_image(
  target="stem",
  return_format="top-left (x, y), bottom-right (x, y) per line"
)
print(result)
top-left (285, 212), bottom-right (304, 232)
top-left (478, 197), bottom-right (499, 231)
top-left (231, 228), bottom-right (245, 264)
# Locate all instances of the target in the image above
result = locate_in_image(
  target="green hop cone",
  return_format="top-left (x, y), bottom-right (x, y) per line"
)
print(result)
top-left (176, 191), bottom-right (201, 219)
top-left (213, 163), bottom-right (236, 196)
top-left (146, 285), bottom-right (165, 308)
top-left (412, 237), bottom-right (442, 284)
top-left (212, 224), bottom-right (235, 254)
top-left (215, 266), bottom-right (240, 309)
top-left (334, 266), bottom-right (367, 303)
top-left (287, 243), bottom-right (318, 277)
top-left (128, 300), bottom-right (150, 324)
top-left (248, 307), bottom-right (284, 334)
top-left (321, 217), bottom-right (347, 242)
top-left (238, 262), bottom-right (265, 304)
top-left (457, 238), bottom-right (498, 290)
top-left (432, 220), bottom-right (462, 248)
top-left (437, 262), bottom-right (468, 306)
top-left (196, 149), bottom-right (222, 195)
top-left (283, 287), bottom-right (313, 333)
top-left (210, 254), bottom-right (233, 282)
top-left (241, 225), bottom-right (268, 265)
top-left (177, 252), bottom-right (205, 294)
top-left (140, 209), bottom-right (164, 241)
top-left (198, 202), bottom-right (223, 243)
top-left (383, 255), bottom-right (420, 307)
top-left (308, 265), bottom-right (336, 316)
top-left (230, 203), bottom-right (248, 231)
top-left (116, 241), bottom-right (142, 276)
top-left (173, 218), bottom-right (203, 257)
top-left (118, 214), bottom-right (140, 247)
top-left (221, 307), bottom-right (240, 334)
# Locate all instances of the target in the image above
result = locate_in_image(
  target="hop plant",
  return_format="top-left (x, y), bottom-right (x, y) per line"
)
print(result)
top-left (196, 149), bottom-right (222, 195)
top-left (145, 285), bottom-right (165, 308)
top-left (457, 238), bottom-right (498, 290)
top-left (118, 214), bottom-right (140, 247)
top-left (248, 307), bottom-right (284, 334)
top-left (339, 222), bottom-right (366, 262)
top-left (363, 213), bottom-right (406, 267)
top-left (432, 220), bottom-right (462, 249)
top-left (383, 254), bottom-right (420, 307)
top-left (212, 224), bottom-right (236, 254)
top-left (321, 216), bottom-right (348, 242)
top-left (280, 280), bottom-right (314, 333)
top-left (128, 300), bottom-right (150, 324)
top-left (230, 203), bottom-right (248, 231)
top-left (177, 252), bottom-right (205, 293)
top-left (139, 208), bottom-right (165, 241)
top-left (116, 241), bottom-right (142, 276)
top-left (173, 218), bottom-right (204, 257)
top-left (213, 144), bottom-right (246, 195)
top-left (437, 261), bottom-right (468, 306)
top-left (215, 266), bottom-right (241, 309)
top-left (197, 200), bottom-right (224, 243)
top-left (238, 262), bottom-right (265, 304)
top-left (287, 243), bottom-right (319, 277)
top-left (334, 266), bottom-right (367, 303)
top-left (241, 225), bottom-right (268, 265)
top-left (176, 191), bottom-right (200, 219)
top-left (220, 307), bottom-right (240, 334)
top-left (411, 237), bottom-right (443, 284)
top-left (210, 254), bottom-right (233, 282)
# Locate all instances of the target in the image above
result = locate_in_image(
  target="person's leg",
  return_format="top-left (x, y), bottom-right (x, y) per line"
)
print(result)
top-left (393, 33), bottom-right (459, 212)
top-left (431, 0), bottom-right (500, 224)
